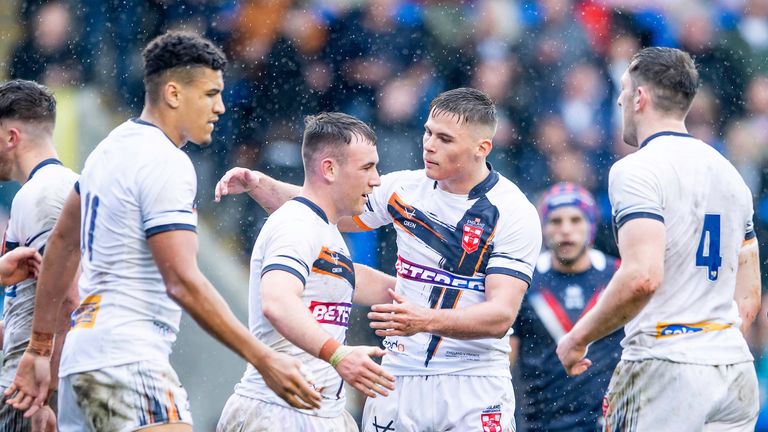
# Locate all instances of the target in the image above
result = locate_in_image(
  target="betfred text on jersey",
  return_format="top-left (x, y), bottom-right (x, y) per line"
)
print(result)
top-left (395, 256), bottom-right (485, 291)
top-left (310, 301), bottom-right (352, 327)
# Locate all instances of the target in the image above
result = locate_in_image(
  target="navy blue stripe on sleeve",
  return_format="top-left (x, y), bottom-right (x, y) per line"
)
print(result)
top-left (276, 254), bottom-right (309, 274)
top-left (145, 223), bottom-right (197, 238)
top-left (486, 267), bottom-right (532, 286)
top-left (745, 230), bottom-right (756, 241)
top-left (615, 211), bottom-right (664, 229)
top-left (4, 241), bottom-right (19, 252)
top-left (74, 180), bottom-right (80, 195)
top-left (262, 264), bottom-right (306, 285)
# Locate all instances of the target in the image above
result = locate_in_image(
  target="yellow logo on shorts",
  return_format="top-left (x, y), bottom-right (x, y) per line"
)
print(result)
top-left (71, 295), bottom-right (102, 329)
top-left (655, 321), bottom-right (731, 338)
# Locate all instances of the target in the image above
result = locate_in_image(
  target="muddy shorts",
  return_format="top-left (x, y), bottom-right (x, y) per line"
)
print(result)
top-left (58, 360), bottom-right (192, 432)
top-left (603, 359), bottom-right (758, 432)
top-left (216, 393), bottom-right (357, 432)
top-left (362, 375), bottom-right (515, 432)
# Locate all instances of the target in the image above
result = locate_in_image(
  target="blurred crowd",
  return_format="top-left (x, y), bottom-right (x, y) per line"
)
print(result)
top-left (3, 0), bottom-right (768, 414)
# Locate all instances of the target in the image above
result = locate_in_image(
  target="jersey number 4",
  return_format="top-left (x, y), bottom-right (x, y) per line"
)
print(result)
top-left (82, 193), bottom-right (100, 261)
top-left (695, 213), bottom-right (722, 281)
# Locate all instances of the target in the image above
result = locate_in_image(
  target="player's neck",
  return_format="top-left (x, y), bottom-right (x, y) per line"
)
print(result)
top-left (299, 185), bottom-right (339, 225)
top-left (552, 250), bottom-right (592, 274)
top-left (635, 116), bottom-right (688, 148)
top-left (437, 162), bottom-right (490, 195)
top-left (139, 107), bottom-right (184, 148)
top-left (15, 142), bottom-right (58, 185)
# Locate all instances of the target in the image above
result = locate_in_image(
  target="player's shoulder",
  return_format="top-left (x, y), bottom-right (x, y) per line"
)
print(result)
top-left (267, 198), bottom-right (330, 230)
top-left (381, 168), bottom-right (427, 187)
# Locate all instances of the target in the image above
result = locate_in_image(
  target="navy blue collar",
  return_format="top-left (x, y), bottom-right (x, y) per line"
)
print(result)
top-left (28, 158), bottom-right (62, 182)
top-left (432, 162), bottom-right (499, 200)
top-left (640, 131), bottom-right (693, 148)
top-left (292, 197), bottom-right (329, 224)
top-left (130, 118), bottom-right (177, 147)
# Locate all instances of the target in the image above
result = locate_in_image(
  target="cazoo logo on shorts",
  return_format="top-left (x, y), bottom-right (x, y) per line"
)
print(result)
top-left (382, 339), bottom-right (406, 352)
top-left (309, 301), bottom-right (352, 327)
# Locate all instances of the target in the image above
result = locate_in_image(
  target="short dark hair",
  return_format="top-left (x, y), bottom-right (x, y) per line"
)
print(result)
top-left (142, 31), bottom-right (227, 102)
top-left (428, 87), bottom-right (498, 131)
top-left (0, 79), bottom-right (56, 126)
top-left (628, 47), bottom-right (699, 114)
top-left (302, 112), bottom-right (376, 171)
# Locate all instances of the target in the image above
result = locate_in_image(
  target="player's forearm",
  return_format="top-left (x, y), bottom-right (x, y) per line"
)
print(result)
top-left (246, 172), bottom-right (300, 214)
top-left (352, 264), bottom-right (396, 306)
top-left (569, 265), bottom-right (656, 346)
top-left (262, 293), bottom-right (332, 359)
top-left (735, 241), bottom-right (761, 333)
top-left (167, 272), bottom-right (272, 367)
top-left (426, 301), bottom-right (516, 339)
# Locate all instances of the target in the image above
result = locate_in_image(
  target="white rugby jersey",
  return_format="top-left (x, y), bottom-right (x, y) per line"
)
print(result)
top-left (59, 119), bottom-right (198, 377)
top-left (235, 197), bottom-right (355, 418)
top-left (0, 160), bottom-right (77, 388)
top-left (609, 132), bottom-right (755, 365)
top-left (353, 167), bottom-right (541, 377)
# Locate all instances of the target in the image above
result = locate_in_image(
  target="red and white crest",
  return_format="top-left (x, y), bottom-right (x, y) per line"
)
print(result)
top-left (480, 413), bottom-right (502, 432)
top-left (462, 222), bottom-right (483, 254)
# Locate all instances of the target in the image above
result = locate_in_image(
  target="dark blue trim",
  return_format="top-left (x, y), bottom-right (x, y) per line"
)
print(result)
top-left (468, 162), bottom-right (499, 199)
top-left (130, 118), bottom-right (177, 146)
top-left (4, 241), bottom-right (19, 252)
top-left (276, 254), bottom-right (309, 274)
top-left (145, 223), bottom-right (196, 238)
top-left (292, 197), bottom-right (328, 224)
top-left (27, 158), bottom-right (62, 182)
top-left (25, 228), bottom-right (51, 247)
top-left (616, 211), bottom-right (664, 229)
top-left (745, 230), bottom-right (756, 241)
top-left (74, 180), bottom-right (80, 195)
top-left (262, 264), bottom-right (306, 285)
top-left (485, 267), bottom-right (532, 286)
top-left (640, 131), bottom-right (693, 148)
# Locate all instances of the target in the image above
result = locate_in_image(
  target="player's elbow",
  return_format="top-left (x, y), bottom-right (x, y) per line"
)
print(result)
top-left (489, 310), bottom-right (516, 339)
top-left (628, 269), bottom-right (662, 298)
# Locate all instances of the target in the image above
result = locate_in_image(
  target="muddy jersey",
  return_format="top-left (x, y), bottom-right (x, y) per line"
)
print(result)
top-left (609, 131), bottom-right (755, 365)
top-left (0, 160), bottom-right (77, 388)
top-left (235, 197), bottom-right (355, 418)
top-left (353, 167), bottom-right (541, 377)
top-left (59, 119), bottom-right (198, 377)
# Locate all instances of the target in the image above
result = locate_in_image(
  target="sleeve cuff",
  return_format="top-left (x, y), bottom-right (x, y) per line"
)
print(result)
top-left (262, 264), bottom-right (306, 285)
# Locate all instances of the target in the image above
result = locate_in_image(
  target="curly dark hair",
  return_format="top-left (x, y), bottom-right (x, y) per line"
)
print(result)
top-left (142, 31), bottom-right (227, 102)
top-left (628, 47), bottom-right (699, 114)
top-left (0, 79), bottom-right (56, 125)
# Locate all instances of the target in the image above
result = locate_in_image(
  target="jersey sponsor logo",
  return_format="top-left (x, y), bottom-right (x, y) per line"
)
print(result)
top-left (462, 218), bottom-right (485, 254)
top-left (71, 294), bottom-right (102, 329)
top-left (480, 405), bottom-right (502, 432)
top-left (382, 338), bottom-right (406, 352)
top-left (655, 321), bottom-right (732, 338)
top-left (309, 301), bottom-right (352, 327)
top-left (312, 246), bottom-right (355, 287)
top-left (395, 256), bottom-right (485, 292)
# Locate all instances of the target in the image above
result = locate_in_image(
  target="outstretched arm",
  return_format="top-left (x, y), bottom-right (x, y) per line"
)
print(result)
top-left (147, 229), bottom-right (321, 410)
top-left (369, 273), bottom-right (528, 340)
top-left (261, 269), bottom-right (395, 398)
top-left (734, 238), bottom-right (761, 334)
top-left (556, 218), bottom-right (665, 376)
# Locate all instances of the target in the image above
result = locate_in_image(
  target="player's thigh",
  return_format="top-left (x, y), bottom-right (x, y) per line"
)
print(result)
top-left (604, 360), bottom-right (717, 432)
top-left (64, 361), bottom-right (192, 432)
top-left (703, 362), bottom-right (759, 431)
top-left (218, 393), bottom-right (357, 432)
top-left (362, 376), bottom-right (415, 432)
top-left (440, 376), bottom-right (515, 432)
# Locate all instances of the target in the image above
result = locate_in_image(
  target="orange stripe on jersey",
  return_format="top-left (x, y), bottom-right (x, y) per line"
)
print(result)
top-left (352, 215), bottom-right (374, 231)
top-left (392, 218), bottom-right (415, 237)
top-left (473, 225), bottom-right (497, 274)
top-left (318, 247), bottom-right (353, 273)
top-left (166, 390), bottom-right (179, 421)
top-left (450, 290), bottom-right (463, 308)
top-left (432, 288), bottom-right (446, 309)
top-left (388, 193), bottom-right (444, 240)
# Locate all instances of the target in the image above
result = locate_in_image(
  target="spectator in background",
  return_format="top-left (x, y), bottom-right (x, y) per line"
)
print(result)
top-left (511, 182), bottom-right (621, 432)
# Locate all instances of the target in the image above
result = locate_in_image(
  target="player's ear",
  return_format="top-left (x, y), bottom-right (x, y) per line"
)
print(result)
top-left (163, 81), bottom-right (182, 109)
top-left (477, 138), bottom-right (492, 159)
top-left (320, 158), bottom-right (336, 182)
top-left (634, 86), bottom-right (647, 111)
